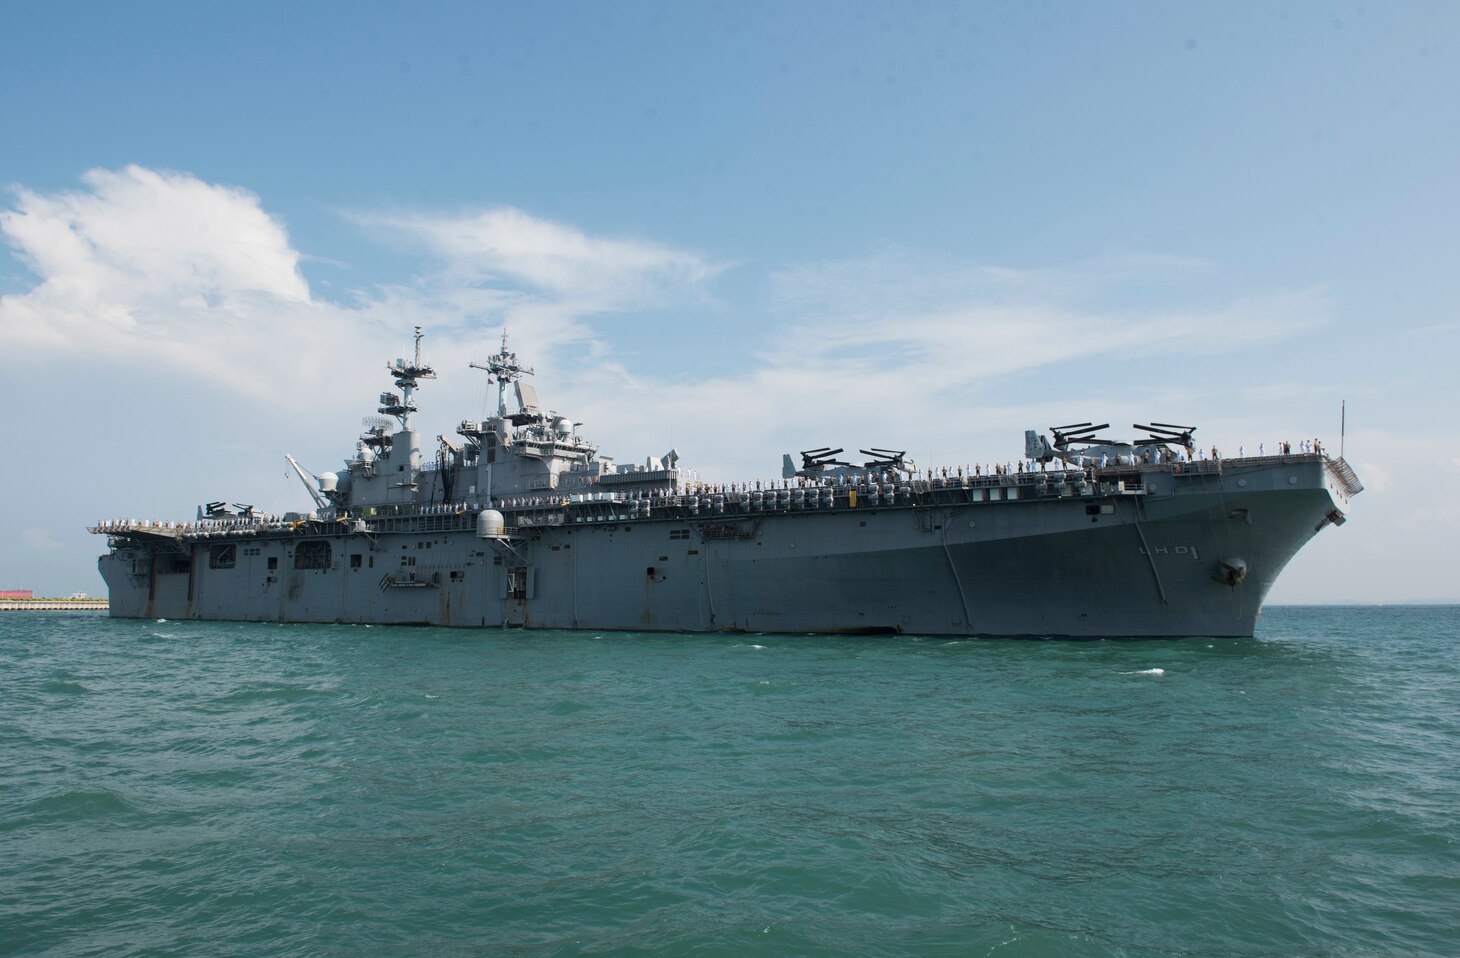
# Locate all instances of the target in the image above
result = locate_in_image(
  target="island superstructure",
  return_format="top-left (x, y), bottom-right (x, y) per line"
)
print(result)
top-left (92, 330), bottom-right (1363, 637)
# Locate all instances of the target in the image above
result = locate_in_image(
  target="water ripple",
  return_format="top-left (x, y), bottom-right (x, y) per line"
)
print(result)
top-left (0, 607), bottom-right (1456, 956)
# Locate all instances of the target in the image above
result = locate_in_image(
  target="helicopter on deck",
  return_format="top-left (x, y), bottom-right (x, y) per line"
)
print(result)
top-left (1025, 422), bottom-right (1197, 468)
top-left (782, 447), bottom-right (919, 481)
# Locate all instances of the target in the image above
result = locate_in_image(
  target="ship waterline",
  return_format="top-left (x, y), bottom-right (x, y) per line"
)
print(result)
top-left (93, 331), bottom-right (1361, 637)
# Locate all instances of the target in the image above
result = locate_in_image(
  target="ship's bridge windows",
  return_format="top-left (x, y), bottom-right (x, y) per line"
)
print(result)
top-left (209, 544), bottom-right (237, 569)
top-left (294, 540), bottom-right (332, 570)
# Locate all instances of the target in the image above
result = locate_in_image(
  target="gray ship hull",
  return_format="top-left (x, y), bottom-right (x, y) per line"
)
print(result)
top-left (96, 456), bottom-right (1359, 638)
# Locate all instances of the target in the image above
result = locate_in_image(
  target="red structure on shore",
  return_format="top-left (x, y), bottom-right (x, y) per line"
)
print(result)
top-left (0, 589), bottom-right (34, 599)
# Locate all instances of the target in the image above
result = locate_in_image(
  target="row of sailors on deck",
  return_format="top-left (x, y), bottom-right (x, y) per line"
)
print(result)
top-left (1227, 439), bottom-right (1324, 459)
top-left (96, 517), bottom-right (283, 530)
top-left (687, 466), bottom-right (1065, 493)
top-left (492, 496), bottom-right (571, 510)
top-left (685, 464), bottom-right (1102, 494)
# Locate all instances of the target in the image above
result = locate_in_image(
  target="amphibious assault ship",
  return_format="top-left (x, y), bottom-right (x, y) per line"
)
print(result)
top-left (92, 330), bottom-right (1363, 637)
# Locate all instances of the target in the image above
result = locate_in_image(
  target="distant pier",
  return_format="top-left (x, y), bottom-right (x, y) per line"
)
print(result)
top-left (0, 599), bottom-right (109, 611)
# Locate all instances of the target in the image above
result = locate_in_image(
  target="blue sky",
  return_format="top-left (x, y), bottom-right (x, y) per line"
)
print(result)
top-left (2, 1), bottom-right (1456, 601)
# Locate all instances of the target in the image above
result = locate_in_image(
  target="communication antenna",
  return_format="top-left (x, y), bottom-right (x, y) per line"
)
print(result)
top-left (470, 329), bottom-right (534, 419)
top-left (379, 326), bottom-right (436, 430)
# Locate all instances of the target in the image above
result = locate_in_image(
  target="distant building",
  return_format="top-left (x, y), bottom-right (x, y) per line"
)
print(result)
top-left (0, 589), bottom-right (33, 600)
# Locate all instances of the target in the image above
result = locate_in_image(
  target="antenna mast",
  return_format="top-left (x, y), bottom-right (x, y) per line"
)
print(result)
top-left (470, 329), bottom-right (534, 418)
top-left (379, 326), bottom-right (436, 430)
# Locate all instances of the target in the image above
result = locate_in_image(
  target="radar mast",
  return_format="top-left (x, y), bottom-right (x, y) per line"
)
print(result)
top-left (379, 326), bottom-right (436, 430)
top-left (470, 330), bottom-right (535, 419)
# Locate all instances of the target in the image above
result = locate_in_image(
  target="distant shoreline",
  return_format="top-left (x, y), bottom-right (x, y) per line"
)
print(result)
top-left (1267, 602), bottom-right (1460, 608)
top-left (0, 599), bottom-right (109, 611)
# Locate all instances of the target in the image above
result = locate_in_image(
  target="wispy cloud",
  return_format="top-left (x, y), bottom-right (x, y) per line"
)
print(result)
top-left (764, 248), bottom-right (1218, 318)
top-left (1409, 321), bottom-right (1458, 336)
top-left (540, 249), bottom-right (1329, 477)
top-left (759, 250), bottom-right (1325, 397)
top-left (352, 206), bottom-right (729, 312)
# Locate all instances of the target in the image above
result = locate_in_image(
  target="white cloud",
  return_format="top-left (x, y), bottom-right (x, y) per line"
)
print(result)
top-left (2, 165), bottom-right (307, 324)
top-left (0, 166), bottom-right (347, 393)
top-left (0, 170), bottom-right (724, 404)
top-left (766, 248), bottom-right (1218, 317)
top-left (353, 206), bottom-right (728, 313)
top-left (763, 250), bottom-right (1325, 395)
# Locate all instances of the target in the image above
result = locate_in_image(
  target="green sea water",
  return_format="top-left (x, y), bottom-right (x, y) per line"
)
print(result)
top-left (2, 607), bottom-right (1456, 957)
